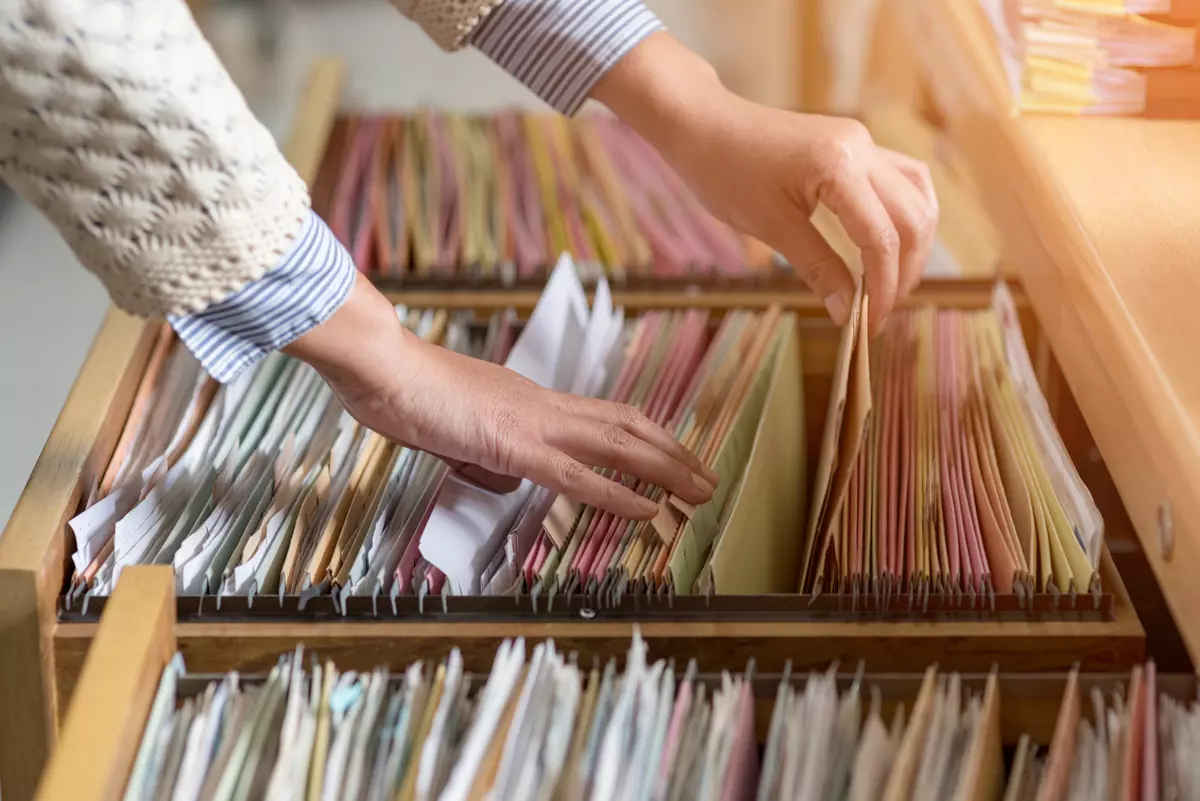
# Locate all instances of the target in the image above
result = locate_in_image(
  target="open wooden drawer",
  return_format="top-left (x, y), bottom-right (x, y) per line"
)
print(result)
top-left (0, 55), bottom-right (1175, 801)
top-left (872, 0), bottom-right (1200, 668)
top-left (36, 567), bottom-right (1183, 801)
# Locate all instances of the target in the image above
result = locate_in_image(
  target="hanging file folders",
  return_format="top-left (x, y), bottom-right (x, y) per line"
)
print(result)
top-left (796, 282), bottom-right (1102, 604)
top-left (64, 255), bottom-right (1103, 614)
top-left (118, 633), bottom-right (1011, 801)
top-left (66, 254), bottom-right (808, 609)
top-left (318, 110), bottom-right (782, 282)
top-left (111, 633), bottom-right (1192, 801)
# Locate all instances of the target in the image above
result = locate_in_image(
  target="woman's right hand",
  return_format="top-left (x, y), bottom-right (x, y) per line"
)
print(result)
top-left (592, 32), bottom-right (939, 335)
top-left (285, 273), bottom-right (717, 521)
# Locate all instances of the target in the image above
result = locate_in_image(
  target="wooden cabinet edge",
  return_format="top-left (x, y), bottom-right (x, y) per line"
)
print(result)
top-left (0, 309), bottom-right (155, 801)
top-left (36, 567), bottom-right (175, 801)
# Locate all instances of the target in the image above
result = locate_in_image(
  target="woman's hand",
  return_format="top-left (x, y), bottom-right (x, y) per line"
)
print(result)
top-left (593, 32), bottom-right (939, 334)
top-left (286, 274), bottom-right (717, 521)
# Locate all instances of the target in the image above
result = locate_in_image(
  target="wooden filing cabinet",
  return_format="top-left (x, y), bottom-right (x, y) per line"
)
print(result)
top-left (3, 18), bottom-right (1195, 797)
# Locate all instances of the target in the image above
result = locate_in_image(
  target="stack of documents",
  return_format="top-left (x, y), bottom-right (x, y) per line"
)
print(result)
top-left (319, 111), bottom-right (779, 283)
top-left (757, 663), bottom-right (1001, 801)
top-left (120, 632), bottom-right (1008, 801)
top-left (980, 0), bottom-right (1198, 115)
top-left (797, 283), bottom-right (1103, 603)
top-left (67, 255), bottom-right (805, 607)
top-left (102, 632), bottom-right (1200, 801)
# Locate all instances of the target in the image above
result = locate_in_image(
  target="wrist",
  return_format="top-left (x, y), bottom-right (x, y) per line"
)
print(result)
top-left (591, 31), bottom-right (737, 166)
top-left (283, 272), bottom-right (417, 404)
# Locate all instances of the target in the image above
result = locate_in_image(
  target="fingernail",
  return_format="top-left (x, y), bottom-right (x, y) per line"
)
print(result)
top-left (824, 292), bottom-right (850, 325)
top-left (635, 496), bottom-right (658, 518)
top-left (693, 474), bottom-right (715, 498)
top-left (702, 465), bottom-right (719, 486)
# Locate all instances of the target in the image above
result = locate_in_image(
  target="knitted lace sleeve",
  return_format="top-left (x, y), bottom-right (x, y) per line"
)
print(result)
top-left (387, 0), bottom-right (505, 51)
top-left (0, 0), bottom-right (310, 318)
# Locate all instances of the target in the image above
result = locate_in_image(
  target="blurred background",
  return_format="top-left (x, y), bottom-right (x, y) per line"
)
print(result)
top-left (0, 0), bottom-right (799, 530)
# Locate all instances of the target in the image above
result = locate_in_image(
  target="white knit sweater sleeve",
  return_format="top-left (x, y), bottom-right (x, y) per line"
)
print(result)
top-left (0, 0), bottom-right (310, 318)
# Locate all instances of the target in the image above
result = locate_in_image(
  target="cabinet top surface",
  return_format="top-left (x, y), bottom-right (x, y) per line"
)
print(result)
top-left (1024, 116), bottom-right (1200, 458)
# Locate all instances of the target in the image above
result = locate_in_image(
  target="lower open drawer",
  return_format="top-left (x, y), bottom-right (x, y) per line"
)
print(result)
top-left (35, 567), bottom-right (1177, 801)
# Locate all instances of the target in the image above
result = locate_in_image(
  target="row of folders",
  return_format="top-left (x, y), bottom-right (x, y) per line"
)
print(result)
top-left (115, 634), bottom-right (1189, 801)
top-left (312, 109), bottom-right (997, 285)
top-left (314, 111), bottom-right (779, 282)
top-left (63, 258), bottom-right (1102, 612)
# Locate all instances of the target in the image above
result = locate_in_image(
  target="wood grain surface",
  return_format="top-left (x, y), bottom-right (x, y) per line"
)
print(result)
top-left (36, 568), bottom-right (175, 801)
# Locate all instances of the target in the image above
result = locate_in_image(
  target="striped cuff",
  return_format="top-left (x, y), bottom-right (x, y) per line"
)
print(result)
top-left (470, 0), bottom-right (664, 115)
top-left (168, 210), bottom-right (357, 383)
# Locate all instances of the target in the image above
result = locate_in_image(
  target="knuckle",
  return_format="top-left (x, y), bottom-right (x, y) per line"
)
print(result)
top-left (820, 140), bottom-right (857, 178)
top-left (837, 117), bottom-right (872, 146)
top-left (489, 388), bottom-right (529, 428)
top-left (492, 402), bottom-right (522, 433)
top-left (602, 425), bottom-right (636, 456)
top-left (816, 121), bottom-right (877, 187)
top-left (604, 477), bottom-right (625, 501)
top-left (894, 210), bottom-right (922, 242)
top-left (914, 208), bottom-right (937, 240)
top-left (873, 224), bottom-right (901, 255)
top-left (554, 457), bottom-right (588, 490)
top-left (554, 392), bottom-right (586, 416)
top-left (611, 403), bottom-right (644, 429)
top-left (916, 162), bottom-right (934, 186)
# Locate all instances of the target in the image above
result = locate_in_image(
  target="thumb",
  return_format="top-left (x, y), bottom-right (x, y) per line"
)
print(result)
top-left (779, 218), bottom-right (857, 326)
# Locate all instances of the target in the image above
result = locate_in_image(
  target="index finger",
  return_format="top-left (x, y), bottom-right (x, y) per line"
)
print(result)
top-left (821, 172), bottom-right (901, 334)
top-left (564, 397), bottom-right (719, 486)
top-left (527, 449), bottom-right (659, 520)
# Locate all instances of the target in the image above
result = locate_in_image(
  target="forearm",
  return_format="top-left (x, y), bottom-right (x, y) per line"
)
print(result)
top-left (589, 31), bottom-right (741, 183)
top-left (0, 0), bottom-right (310, 319)
top-left (591, 32), bottom-right (724, 142)
top-left (281, 272), bottom-right (413, 402)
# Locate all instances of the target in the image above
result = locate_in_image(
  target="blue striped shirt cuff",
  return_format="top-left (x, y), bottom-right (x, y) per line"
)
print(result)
top-left (168, 210), bottom-right (357, 383)
top-left (470, 0), bottom-right (664, 115)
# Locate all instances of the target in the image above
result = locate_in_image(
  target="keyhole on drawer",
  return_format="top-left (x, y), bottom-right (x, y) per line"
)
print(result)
top-left (1157, 501), bottom-right (1174, 562)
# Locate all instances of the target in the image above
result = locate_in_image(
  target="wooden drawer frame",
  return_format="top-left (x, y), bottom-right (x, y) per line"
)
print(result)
top-left (34, 567), bottom-right (1178, 801)
top-left (0, 56), bottom-right (1156, 801)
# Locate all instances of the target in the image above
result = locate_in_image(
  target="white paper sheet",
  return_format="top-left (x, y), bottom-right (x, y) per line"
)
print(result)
top-left (419, 255), bottom-right (618, 594)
